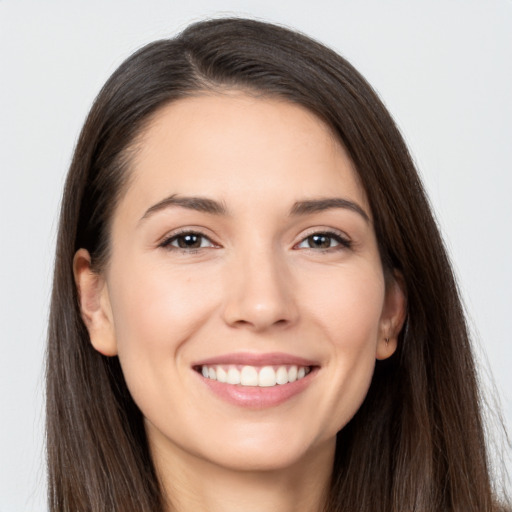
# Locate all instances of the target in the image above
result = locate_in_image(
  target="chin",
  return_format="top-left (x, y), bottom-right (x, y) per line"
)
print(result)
top-left (203, 448), bottom-right (312, 473)
top-left (192, 425), bottom-right (335, 473)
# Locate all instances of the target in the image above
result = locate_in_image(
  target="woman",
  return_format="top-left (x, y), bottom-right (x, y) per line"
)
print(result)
top-left (46, 17), bottom-right (509, 511)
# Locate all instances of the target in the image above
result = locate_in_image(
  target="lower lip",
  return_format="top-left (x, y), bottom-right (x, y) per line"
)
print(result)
top-left (195, 368), bottom-right (318, 409)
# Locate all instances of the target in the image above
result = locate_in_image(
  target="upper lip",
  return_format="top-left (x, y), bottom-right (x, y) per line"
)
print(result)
top-left (192, 352), bottom-right (319, 367)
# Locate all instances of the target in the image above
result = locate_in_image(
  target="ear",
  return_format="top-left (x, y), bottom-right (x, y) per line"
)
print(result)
top-left (376, 271), bottom-right (407, 360)
top-left (73, 249), bottom-right (118, 356)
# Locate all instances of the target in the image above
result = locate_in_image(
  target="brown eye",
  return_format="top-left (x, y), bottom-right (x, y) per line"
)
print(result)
top-left (307, 234), bottom-right (333, 249)
top-left (160, 231), bottom-right (215, 251)
top-left (296, 231), bottom-right (351, 250)
top-left (176, 233), bottom-right (203, 249)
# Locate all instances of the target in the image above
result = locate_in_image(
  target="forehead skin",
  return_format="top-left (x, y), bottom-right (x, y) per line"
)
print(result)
top-left (111, 92), bottom-right (370, 240)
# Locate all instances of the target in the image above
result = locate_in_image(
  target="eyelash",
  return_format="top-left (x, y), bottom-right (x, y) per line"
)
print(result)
top-left (159, 229), bottom-right (216, 253)
top-left (158, 229), bottom-right (352, 253)
top-left (295, 230), bottom-right (352, 251)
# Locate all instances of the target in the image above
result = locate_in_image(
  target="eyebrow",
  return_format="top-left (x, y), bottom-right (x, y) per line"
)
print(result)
top-left (139, 194), bottom-right (370, 223)
top-left (140, 194), bottom-right (229, 221)
top-left (290, 198), bottom-right (370, 223)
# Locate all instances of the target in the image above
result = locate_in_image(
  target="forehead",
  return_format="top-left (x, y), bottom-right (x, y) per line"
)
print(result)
top-left (118, 92), bottom-right (369, 221)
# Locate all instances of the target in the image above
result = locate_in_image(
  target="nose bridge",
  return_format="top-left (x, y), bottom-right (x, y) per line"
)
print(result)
top-left (222, 237), bottom-right (297, 331)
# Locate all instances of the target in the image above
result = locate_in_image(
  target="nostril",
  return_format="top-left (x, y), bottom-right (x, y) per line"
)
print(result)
top-left (229, 316), bottom-right (291, 331)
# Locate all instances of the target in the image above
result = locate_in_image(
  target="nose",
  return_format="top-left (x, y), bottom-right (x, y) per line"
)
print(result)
top-left (221, 245), bottom-right (299, 332)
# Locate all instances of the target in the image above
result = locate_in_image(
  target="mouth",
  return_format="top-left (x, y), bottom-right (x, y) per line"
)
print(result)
top-left (194, 364), bottom-right (313, 387)
top-left (192, 353), bottom-right (319, 408)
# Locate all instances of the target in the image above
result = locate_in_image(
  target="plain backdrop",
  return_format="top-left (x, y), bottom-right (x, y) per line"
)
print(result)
top-left (1, 1), bottom-right (511, 510)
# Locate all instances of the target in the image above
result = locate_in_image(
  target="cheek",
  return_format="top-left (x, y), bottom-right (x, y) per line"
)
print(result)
top-left (303, 263), bottom-right (385, 432)
top-left (105, 257), bottom-right (221, 421)
top-left (307, 262), bottom-right (385, 343)
top-left (108, 256), bottom-right (219, 359)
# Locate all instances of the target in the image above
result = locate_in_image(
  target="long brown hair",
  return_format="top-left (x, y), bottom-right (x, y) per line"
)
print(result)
top-left (47, 17), bottom-right (509, 511)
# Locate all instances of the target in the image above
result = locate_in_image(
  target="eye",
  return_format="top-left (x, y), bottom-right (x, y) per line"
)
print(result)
top-left (160, 231), bottom-right (216, 251)
top-left (296, 231), bottom-right (351, 250)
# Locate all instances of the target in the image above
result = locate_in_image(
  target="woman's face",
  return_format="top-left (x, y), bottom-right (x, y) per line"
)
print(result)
top-left (76, 92), bottom-right (405, 473)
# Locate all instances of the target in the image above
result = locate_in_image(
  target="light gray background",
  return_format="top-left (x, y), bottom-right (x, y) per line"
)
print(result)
top-left (1, 1), bottom-right (511, 510)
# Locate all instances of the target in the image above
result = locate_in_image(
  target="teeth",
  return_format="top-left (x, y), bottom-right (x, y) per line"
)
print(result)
top-left (240, 366), bottom-right (258, 386)
top-left (199, 364), bottom-right (311, 387)
top-left (259, 366), bottom-right (277, 387)
top-left (275, 366), bottom-right (288, 385)
top-left (216, 366), bottom-right (227, 383)
top-left (227, 367), bottom-right (241, 385)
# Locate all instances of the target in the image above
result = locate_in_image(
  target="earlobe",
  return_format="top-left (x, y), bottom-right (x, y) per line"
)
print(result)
top-left (73, 249), bottom-right (118, 356)
top-left (376, 272), bottom-right (407, 360)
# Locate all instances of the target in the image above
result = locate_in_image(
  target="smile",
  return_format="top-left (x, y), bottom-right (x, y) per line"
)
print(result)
top-left (192, 353), bottom-right (319, 408)
top-left (197, 364), bottom-right (312, 387)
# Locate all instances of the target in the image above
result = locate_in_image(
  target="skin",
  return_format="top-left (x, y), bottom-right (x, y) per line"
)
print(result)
top-left (74, 92), bottom-right (406, 512)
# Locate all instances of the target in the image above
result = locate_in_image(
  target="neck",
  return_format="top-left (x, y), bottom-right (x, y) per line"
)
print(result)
top-left (150, 435), bottom-right (334, 512)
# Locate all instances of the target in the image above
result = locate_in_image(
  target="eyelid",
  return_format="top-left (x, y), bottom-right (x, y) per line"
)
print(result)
top-left (157, 226), bottom-right (352, 252)
top-left (158, 228), bottom-right (220, 251)
top-left (293, 228), bottom-right (352, 250)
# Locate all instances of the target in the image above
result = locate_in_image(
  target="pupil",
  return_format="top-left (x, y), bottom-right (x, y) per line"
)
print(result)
top-left (310, 234), bottom-right (330, 248)
top-left (178, 234), bottom-right (201, 249)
